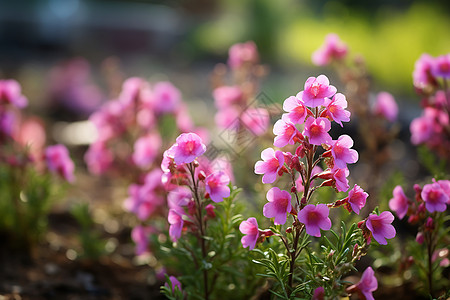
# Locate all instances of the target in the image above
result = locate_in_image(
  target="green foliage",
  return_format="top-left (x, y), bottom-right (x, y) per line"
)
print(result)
top-left (417, 145), bottom-right (448, 179)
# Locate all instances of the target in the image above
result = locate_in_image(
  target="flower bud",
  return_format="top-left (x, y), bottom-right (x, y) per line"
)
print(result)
top-left (425, 217), bottom-right (434, 231)
top-left (286, 227), bottom-right (292, 234)
top-left (291, 186), bottom-right (297, 194)
top-left (193, 160), bottom-right (200, 168)
top-left (205, 204), bottom-right (216, 218)
top-left (415, 232), bottom-right (424, 244)
top-left (198, 170), bottom-right (206, 181)
top-left (188, 201), bottom-right (196, 216)
top-left (352, 244), bottom-right (359, 257)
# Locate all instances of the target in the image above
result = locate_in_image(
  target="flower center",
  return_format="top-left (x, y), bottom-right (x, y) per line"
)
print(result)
top-left (310, 124), bottom-right (321, 137)
top-left (311, 83), bottom-right (321, 97)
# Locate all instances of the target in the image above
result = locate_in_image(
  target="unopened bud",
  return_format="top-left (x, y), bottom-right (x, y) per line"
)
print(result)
top-left (328, 250), bottom-right (335, 259)
top-left (357, 220), bottom-right (365, 229)
top-left (425, 217), bottom-right (434, 231)
top-left (198, 170), bottom-right (206, 181)
top-left (193, 160), bottom-right (200, 168)
top-left (205, 204), bottom-right (216, 218)
top-left (204, 192), bottom-right (210, 199)
top-left (416, 232), bottom-right (424, 244)
top-left (188, 201), bottom-right (196, 216)
top-left (291, 186), bottom-right (297, 193)
top-left (408, 214), bottom-right (419, 224)
top-left (286, 227), bottom-right (292, 234)
top-left (352, 244), bottom-right (359, 257)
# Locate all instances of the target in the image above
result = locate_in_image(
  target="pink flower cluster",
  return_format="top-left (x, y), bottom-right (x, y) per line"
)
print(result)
top-left (44, 144), bottom-right (76, 183)
top-left (312, 33), bottom-right (348, 66)
top-left (0, 79), bottom-right (28, 141)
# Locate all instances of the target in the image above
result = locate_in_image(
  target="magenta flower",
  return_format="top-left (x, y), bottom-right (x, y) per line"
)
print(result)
top-left (124, 183), bottom-right (164, 221)
top-left (373, 92), bottom-right (398, 122)
top-left (273, 117), bottom-right (300, 148)
top-left (282, 95), bottom-right (308, 125)
top-left (389, 186), bottom-right (409, 219)
top-left (356, 267), bottom-right (378, 300)
top-left (166, 276), bottom-right (182, 293)
top-left (432, 54), bottom-right (450, 79)
top-left (131, 225), bottom-right (152, 256)
top-left (366, 211), bottom-right (396, 245)
top-left (303, 117), bottom-right (332, 146)
top-left (45, 144), bottom-right (75, 183)
top-left (330, 135), bottom-right (358, 169)
top-left (205, 171), bottom-right (231, 203)
top-left (312, 33), bottom-right (348, 66)
top-left (213, 85), bottom-right (243, 109)
top-left (0, 79), bottom-right (28, 108)
top-left (84, 142), bottom-right (113, 175)
top-left (168, 186), bottom-right (191, 211)
top-left (410, 110), bottom-right (435, 145)
top-left (241, 107), bottom-right (269, 136)
top-left (347, 184), bottom-right (368, 215)
top-left (0, 109), bottom-right (17, 139)
top-left (239, 217), bottom-right (260, 250)
top-left (298, 204), bottom-right (332, 237)
top-left (437, 180), bottom-right (450, 203)
top-left (312, 286), bottom-right (325, 300)
top-left (301, 75), bottom-right (337, 108)
top-left (263, 187), bottom-right (292, 225)
top-left (254, 148), bottom-right (285, 184)
top-left (228, 41), bottom-right (259, 69)
top-left (168, 209), bottom-right (184, 242)
top-left (132, 133), bottom-right (162, 169)
top-left (332, 167), bottom-right (350, 192)
top-left (421, 182), bottom-right (448, 213)
top-left (323, 93), bottom-right (350, 126)
top-left (413, 53), bottom-right (437, 90)
top-left (172, 132), bottom-right (206, 164)
top-left (153, 81), bottom-right (181, 115)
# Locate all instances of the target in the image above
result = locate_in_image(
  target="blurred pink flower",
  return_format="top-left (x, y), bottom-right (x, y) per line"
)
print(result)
top-left (132, 133), bottom-right (162, 169)
top-left (131, 225), bottom-right (152, 256)
top-left (263, 187), bottom-right (292, 225)
top-left (205, 171), bottom-right (230, 203)
top-left (303, 117), bottom-right (332, 146)
top-left (347, 184), bottom-right (368, 215)
top-left (282, 95), bottom-right (308, 125)
top-left (432, 53), bottom-right (450, 79)
top-left (330, 135), bottom-right (358, 169)
top-left (172, 133), bottom-right (206, 164)
top-left (410, 109), bottom-right (435, 145)
top-left (0, 79), bottom-right (28, 108)
top-left (165, 276), bottom-right (182, 293)
top-left (213, 85), bottom-right (243, 109)
top-left (153, 81), bottom-right (181, 115)
top-left (373, 92), bottom-right (398, 122)
top-left (389, 186), bottom-right (409, 219)
top-left (45, 144), bottom-right (75, 182)
top-left (84, 142), bottom-right (114, 175)
top-left (413, 53), bottom-right (437, 91)
top-left (215, 106), bottom-right (240, 130)
top-left (421, 182), bottom-right (448, 213)
top-left (312, 286), bottom-right (325, 300)
top-left (355, 267), bottom-right (378, 300)
top-left (366, 211), bottom-right (396, 245)
top-left (254, 148), bottom-right (285, 184)
top-left (241, 107), bottom-right (269, 136)
top-left (302, 75), bottom-right (337, 108)
top-left (239, 217), bottom-right (259, 250)
top-left (312, 33), bottom-right (348, 66)
top-left (298, 204), bottom-right (331, 237)
top-left (168, 209), bottom-right (184, 242)
top-left (168, 186), bottom-right (191, 211)
top-left (323, 93), bottom-right (350, 126)
top-left (228, 41), bottom-right (259, 70)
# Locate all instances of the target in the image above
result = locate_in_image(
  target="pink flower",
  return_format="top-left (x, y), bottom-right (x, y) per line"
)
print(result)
top-left (263, 187), bottom-right (292, 225)
top-left (213, 86), bottom-right (243, 109)
top-left (416, 232), bottom-right (424, 244)
top-left (228, 41), bottom-right (259, 69)
top-left (312, 287), bottom-right (325, 300)
top-left (323, 93), bottom-right (350, 126)
top-left (437, 180), bottom-right (450, 203)
top-left (413, 53), bottom-right (437, 91)
top-left (84, 142), bottom-right (113, 175)
top-left (302, 75), bottom-right (337, 108)
top-left (168, 209), bottom-right (184, 242)
top-left (215, 106), bottom-right (240, 130)
top-left (332, 167), bottom-right (350, 192)
top-left (89, 100), bottom-right (126, 142)
top-left (172, 133), bottom-right (206, 164)
top-left (254, 148), bottom-right (285, 184)
top-left (131, 225), bottom-right (152, 256)
top-left (175, 103), bottom-right (194, 132)
top-left (273, 117), bottom-right (300, 148)
top-left (356, 267), bottom-right (378, 300)
top-left (347, 184), bottom-right (368, 215)
top-left (124, 182), bottom-right (164, 221)
top-left (0, 79), bottom-right (28, 108)
top-left (432, 54), bottom-right (450, 79)
top-left (312, 33), bottom-right (348, 66)
top-left (132, 133), bottom-right (162, 169)
top-left (168, 186), bottom-right (191, 211)
top-left (330, 135), bottom-right (358, 169)
top-left (153, 81), bottom-right (181, 115)
top-left (410, 112), bottom-right (434, 145)
top-left (303, 117), bottom-right (332, 146)
top-left (205, 171), bottom-right (230, 203)
top-left (366, 211), bottom-right (396, 245)
top-left (239, 217), bottom-right (259, 250)
top-left (298, 204), bottom-right (332, 237)
top-left (373, 92), bottom-right (398, 122)
top-left (166, 276), bottom-right (182, 293)
top-left (0, 109), bottom-right (17, 139)
top-left (45, 144), bottom-right (75, 182)
top-left (241, 107), bottom-right (269, 136)
top-left (282, 95), bottom-right (308, 124)
top-left (421, 182), bottom-right (448, 213)
top-left (389, 186), bottom-right (409, 219)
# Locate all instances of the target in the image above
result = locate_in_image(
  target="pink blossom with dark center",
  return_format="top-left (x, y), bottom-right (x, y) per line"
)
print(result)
top-left (356, 267), bottom-right (378, 300)
top-left (45, 144), bottom-right (75, 182)
top-left (332, 167), bottom-right (350, 192)
top-left (263, 187), bottom-right (292, 225)
top-left (389, 186), bottom-right (409, 219)
top-left (330, 135), bottom-right (358, 169)
top-left (432, 54), bottom-right (450, 79)
top-left (421, 182), bottom-right (448, 212)
top-left (228, 41), bottom-right (259, 70)
top-left (0, 79), bottom-right (28, 108)
top-left (131, 225), bottom-right (152, 256)
top-left (366, 211), bottom-right (396, 245)
top-left (297, 204), bottom-right (332, 237)
top-left (303, 117), bottom-right (332, 145)
top-left (282, 95), bottom-right (308, 125)
top-left (373, 92), bottom-right (398, 122)
top-left (205, 171), bottom-right (230, 203)
top-left (168, 209), bottom-right (184, 242)
top-left (171, 133), bottom-right (206, 164)
top-left (84, 142), bottom-right (113, 175)
top-left (241, 107), bottom-right (269, 136)
top-left (312, 33), bottom-right (348, 66)
top-left (302, 75), bottom-right (337, 108)
top-left (323, 93), bottom-right (350, 126)
top-left (132, 133), bottom-right (162, 169)
top-left (239, 217), bottom-right (259, 250)
top-left (347, 184), bottom-right (368, 215)
top-left (273, 117), bottom-right (300, 148)
top-left (153, 81), bottom-right (181, 115)
top-left (213, 85), bottom-right (243, 109)
top-left (254, 148), bottom-right (285, 184)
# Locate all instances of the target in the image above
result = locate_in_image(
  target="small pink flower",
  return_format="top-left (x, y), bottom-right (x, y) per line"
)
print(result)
top-left (166, 276), bottom-right (182, 293)
top-left (172, 133), bottom-right (206, 164)
top-left (332, 167), bottom-right (350, 192)
top-left (298, 204), bottom-right (332, 237)
top-left (437, 180), bottom-right (450, 203)
top-left (282, 95), bottom-right (308, 125)
top-left (132, 133), bottom-right (162, 169)
top-left (323, 93), bottom-right (350, 126)
top-left (263, 187), bottom-right (292, 225)
top-left (0, 109), bottom-right (17, 139)
top-left (168, 186), bottom-right (191, 211)
top-left (302, 75), bottom-right (337, 108)
top-left (153, 81), bottom-right (181, 115)
top-left (254, 148), bottom-right (285, 184)
top-left (215, 106), bottom-right (240, 130)
top-left (273, 117), bottom-right (300, 148)
top-left (413, 53), bottom-right (437, 91)
top-left (241, 107), bottom-right (269, 136)
top-left (239, 217), bottom-right (259, 250)
top-left (205, 171), bottom-right (230, 203)
top-left (347, 184), bottom-right (368, 215)
top-left (312, 286), bottom-right (325, 300)
top-left (175, 103), bottom-right (194, 132)
top-left (356, 267), bottom-right (378, 300)
top-left (124, 182), bottom-right (164, 221)
top-left (330, 135), bottom-right (358, 169)
top-left (432, 54), bottom-right (450, 79)
top-left (421, 182), bottom-right (448, 213)
top-left (0, 79), bottom-right (28, 108)
top-left (366, 211), bottom-right (396, 245)
top-left (168, 209), bottom-right (184, 242)
top-left (84, 142), bottom-right (113, 175)
top-left (131, 225), bottom-right (152, 256)
top-left (410, 112), bottom-right (434, 145)
top-left (303, 117), bottom-right (332, 146)
top-left (389, 186), bottom-right (409, 219)
top-left (45, 144), bottom-right (75, 182)
top-left (213, 86), bottom-right (243, 109)
top-left (228, 41), bottom-right (259, 69)
top-left (373, 92), bottom-right (398, 122)
top-left (312, 33), bottom-right (348, 66)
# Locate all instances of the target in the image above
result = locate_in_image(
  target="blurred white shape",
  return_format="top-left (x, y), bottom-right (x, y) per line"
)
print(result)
top-left (53, 120), bottom-right (98, 146)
